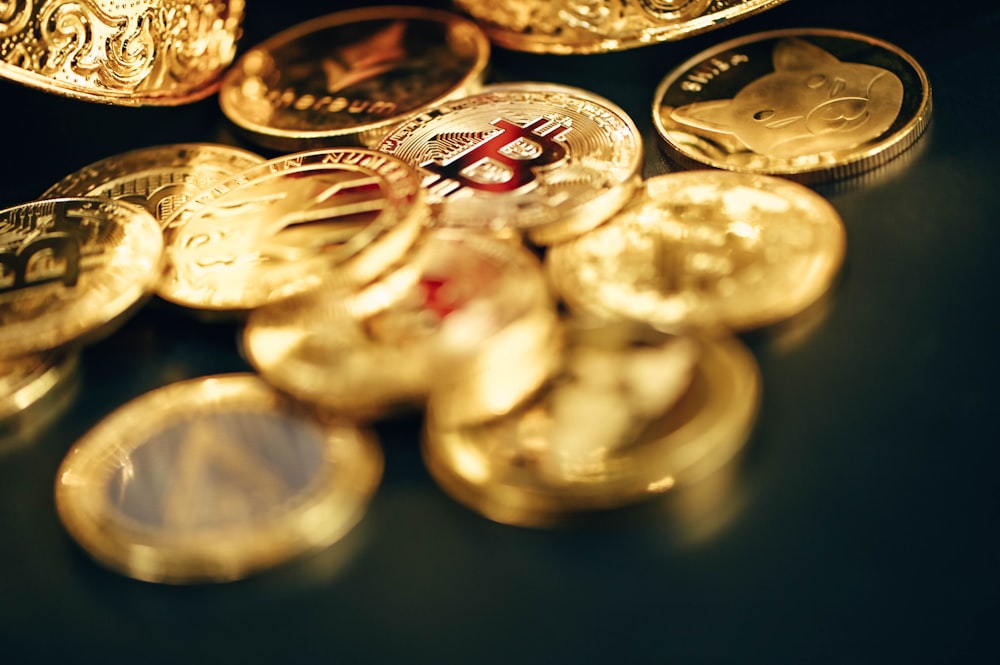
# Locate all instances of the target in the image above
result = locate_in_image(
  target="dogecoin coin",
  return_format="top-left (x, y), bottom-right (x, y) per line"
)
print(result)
top-left (0, 198), bottom-right (163, 358)
top-left (652, 28), bottom-right (932, 182)
top-left (377, 82), bottom-right (642, 243)
top-left (55, 373), bottom-right (383, 584)
top-left (243, 228), bottom-right (558, 421)
top-left (422, 324), bottom-right (760, 527)
top-left (219, 5), bottom-right (490, 150)
top-left (40, 144), bottom-right (265, 226)
top-left (158, 148), bottom-right (427, 313)
top-left (547, 171), bottom-right (846, 332)
top-left (452, 0), bottom-right (790, 54)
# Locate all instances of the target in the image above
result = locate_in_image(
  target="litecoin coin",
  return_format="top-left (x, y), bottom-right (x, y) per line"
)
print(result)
top-left (653, 29), bottom-right (932, 183)
top-left (55, 373), bottom-right (383, 583)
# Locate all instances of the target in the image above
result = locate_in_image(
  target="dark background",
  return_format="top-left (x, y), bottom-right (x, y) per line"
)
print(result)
top-left (2, 0), bottom-right (998, 662)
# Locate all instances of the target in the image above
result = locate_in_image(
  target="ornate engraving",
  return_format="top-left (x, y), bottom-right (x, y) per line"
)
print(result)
top-left (0, 0), bottom-right (32, 38)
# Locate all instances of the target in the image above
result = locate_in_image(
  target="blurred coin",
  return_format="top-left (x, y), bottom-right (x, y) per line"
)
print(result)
top-left (244, 228), bottom-right (557, 421)
top-left (423, 324), bottom-right (760, 527)
top-left (55, 373), bottom-right (382, 584)
top-left (377, 82), bottom-right (642, 242)
top-left (220, 6), bottom-right (490, 150)
top-left (452, 0), bottom-right (789, 54)
top-left (158, 148), bottom-right (427, 313)
top-left (40, 144), bottom-right (265, 226)
top-left (0, 350), bottom-right (78, 423)
top-left (547, 171), bottom-right (846, 332)
top-left (653, 28), bottom-right (932, 182)
top-left (0, 198), bottom-right (163, 359)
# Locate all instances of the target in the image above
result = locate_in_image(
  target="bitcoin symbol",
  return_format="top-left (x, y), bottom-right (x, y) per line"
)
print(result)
top-left (422, 117), bottom-right (570, 195)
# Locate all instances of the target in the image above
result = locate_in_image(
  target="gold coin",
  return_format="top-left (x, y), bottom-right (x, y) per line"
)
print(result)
top-left (0, 198), bottom-right (163, 359)
top-left (452, 0), bottom-right (790, 54)
top-left (547, 171), bottom-right (846, 332)
top-left (219, 6), bottom-right (490, 150)
top-left (422, 324), bottom-right (760, 527)
top-left (243, 228), bottom-right (557, 421)
top-left (652, 28), bottom-right (932, 182)
top-left (158, 148), bottom-right (427, 313)
top-left (376, 82), bottom-right (643, 242)
top-left (54, 373), bottom-right (382, 584)
top-left (0, 1), bottom-right (244, 106)
top-left (40, 144), bottom-right (265, 226)
top-left (0, 350), bottom-right (78, 423)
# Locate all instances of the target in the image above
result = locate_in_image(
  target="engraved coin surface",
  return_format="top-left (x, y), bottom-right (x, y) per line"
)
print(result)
top-left (422, 325), bottom-right (760, 527)
top-left (219, 6), bottom-right (490, 150)
top-left (0, 0), bottom-right (245, 105)
top-left (55, 373), bottom-right (383, 583)
top-left (244, 229), bottom-right (557, 421)
top-left (451, 0), bottom-right (789, 54)
top-left (0, 198), bottom-right (163, 358)
top-left (377, 82), bottom-right (642, 241)
top-left (41, 144), bottom-right (265, 226)
top-left (653, 28), bottom-right (932, 182)
top-left (547, 171), bottom-right (846, 332)
top-left (159, 148), bottom-right (427, 313)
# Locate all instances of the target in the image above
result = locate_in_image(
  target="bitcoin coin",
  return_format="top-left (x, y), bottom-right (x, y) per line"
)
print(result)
top-left (55, 373), bottom-right (382, 583)
top-left (0, 198), bottom-right (163, 358)
top-left (0, 1), bottom-right (244, 106)
top-left (377, 82), bottom-right (642, 242)
top-left (653, 28), bottom-right (932, 182)
top-left (423, 323), bottom-right (759, 527)
top-left (219, 6), bottom-right (490, 150)
top-left (158, 148), bottom-right (427, 313)
top-left (547, 171), bottom-right (846, 332)
top-left (451, 0), bottom-right (790, 54)
top-left (40, 144), bottom-right (265, 226)
top-left (243, 228), bottom-right (558, 421)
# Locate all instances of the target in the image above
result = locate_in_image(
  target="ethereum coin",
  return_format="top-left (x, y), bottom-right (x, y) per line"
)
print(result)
top-left (158, 148), bottom-right (427, 313)
top-left (377, 82), bottom-right (642, 242)
top-left (243, 228), bottom-right (557, 421)
top-left (547, 171), bottom-right (846, 332)
top-left (40, 144), bottom-right (265, 226)
top-left (451, 0), bottom-right (790, 54)
top-left (220, 5), bottom-right (490, 150)
top-left (652, 28), bottom-right (932, 182)
top-left (422, 325), bottom-right (760, 527)
top-left (55, 373), bottom-right (382, 583)
top-left (0, 198), bottom-right (163, 358)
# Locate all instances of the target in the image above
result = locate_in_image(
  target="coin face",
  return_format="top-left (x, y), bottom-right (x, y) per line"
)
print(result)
top-left (653, 29), bottom-right (932, 182)
top-left (55, 373), bottom-right (383, 583)
top-left (159, 148), bottom-right (427, 312)
top-left (41, 144), bottom-right (265, 226)
top-left (547, 171), bottom-right (846, 332)
top-left (451, 0), bottom-right (789, 54)
top-left (244, 229), bottom-right (556, 420)
top-left (219, 6), bottom-right (490, 150)
top-left (377, 82), bottom-right (642, 241)
top-left (0, 198), bottom-right (163, 358)
top-left (422, 326), bottom-right (760, 527)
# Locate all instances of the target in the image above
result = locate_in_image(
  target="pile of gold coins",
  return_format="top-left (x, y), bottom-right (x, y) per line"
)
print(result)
top-left (0, 2), bottom-right (931, 583)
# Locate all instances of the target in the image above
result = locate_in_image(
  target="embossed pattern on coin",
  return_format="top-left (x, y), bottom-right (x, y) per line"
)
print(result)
top-left (422, 325), bottom-right (760, 527)
top-left (41, 144), bottom-right (265, 226)
top-left (547, 171), bottom-right (846, 332)
top-left (159, 148), bottom-right (427, 312)
top-left (0, 198), bottom-right (163, 358)
top-left (377, 82), bottom-right (642, 240)
top-left (653, 28), bottom-right (932, 182)
top-left (0, 1), bottom-right (245, 105)
top-left (244, 229), bottom-right (557, 421)
top-left (220, 6), bottom-right (490, 150)
top-left (451, 0), bottom-right (790, 54)
top-left (55, 373), bottom-right (383, 583)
